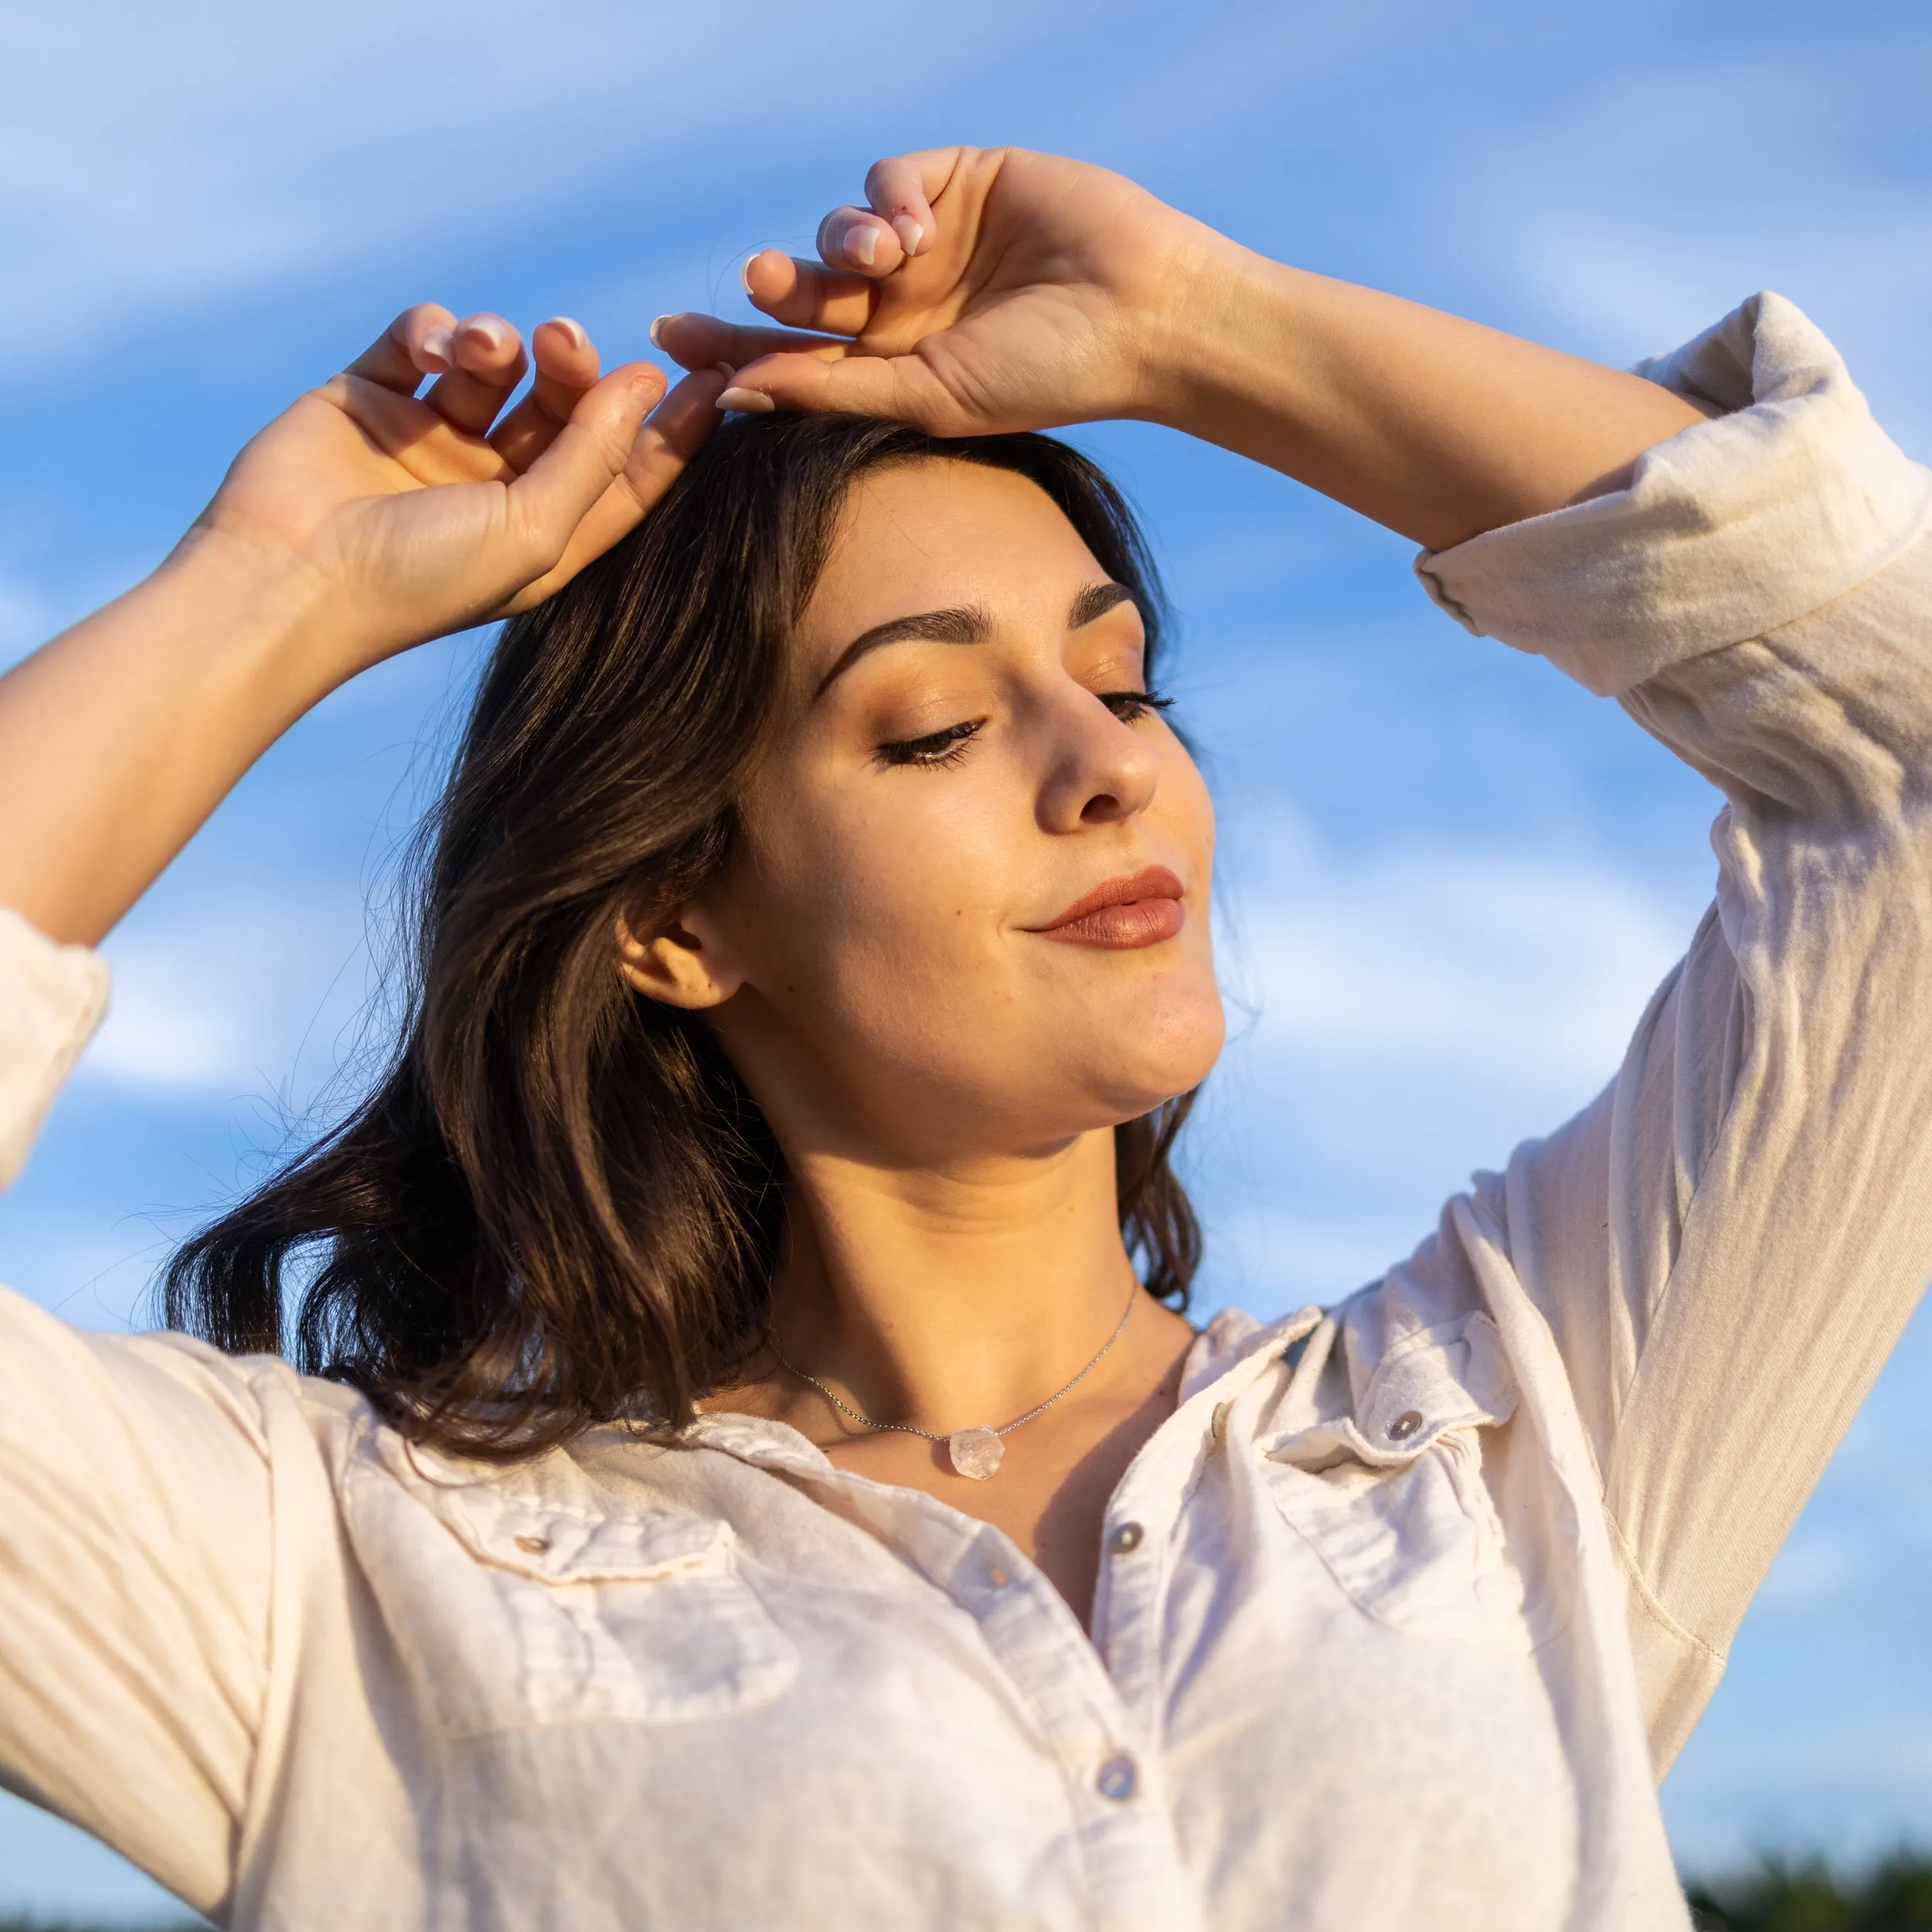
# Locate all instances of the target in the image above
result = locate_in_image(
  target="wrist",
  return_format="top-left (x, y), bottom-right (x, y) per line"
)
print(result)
top-left (1134, 233), bottom-right (1318, 444)
top-left (145, 521), bottom-right (369, 717)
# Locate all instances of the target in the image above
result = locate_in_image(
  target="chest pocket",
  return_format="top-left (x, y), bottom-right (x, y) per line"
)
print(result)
top-left (1258, 1313), bottom-right (1546, 1653)
top-left (342, 1429), bottom-right (799, 1736)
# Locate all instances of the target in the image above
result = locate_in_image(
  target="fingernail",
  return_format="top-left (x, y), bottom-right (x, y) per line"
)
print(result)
top-left (740, 255), bottom-right (759, 294)
top-left (553, 315), bottom-right (589, 350)
top-left (844, 223), bottom-right (878, 268)
top-left (420, 326), bottom-right (454, 369)
top-left (464, 317), bottom-right (510, 353)
top-left (893, 216), bottom-right (923, 257)
top-left (713, 362), bottom-right (736, 379)
top-left (648, 314), bottom-right (674, 349)
top-left (716, 386), bottom-right (776, 413)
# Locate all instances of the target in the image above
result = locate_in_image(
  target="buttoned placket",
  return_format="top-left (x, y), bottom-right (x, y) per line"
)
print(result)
top-left (682, 1410), bottom-right (1196, 1930)
top-left (1088, 1312), bottom-right (1324, 1732)
top-left (682, 1311), bottom-right (1320, 1931)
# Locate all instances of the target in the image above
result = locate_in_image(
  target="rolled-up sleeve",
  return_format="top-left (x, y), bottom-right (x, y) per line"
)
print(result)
top-left (0, 905), bottom-right (108, 1189)
top-left (1418, 292), bottom-right (1932, 1767)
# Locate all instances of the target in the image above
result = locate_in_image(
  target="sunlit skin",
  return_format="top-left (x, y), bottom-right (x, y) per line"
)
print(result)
top-left (0, 143), bottom-right (1713, 1627)
top-left (617, 460), bottom-right (1220, 1616)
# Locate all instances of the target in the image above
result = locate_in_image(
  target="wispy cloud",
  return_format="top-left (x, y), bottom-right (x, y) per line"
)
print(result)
top-left (1195, 820), bottom-right (1692, 1311)
top-left (3, 0), bottom-right (1930, 1898)
top-left (1225, 830), bottom-right (1682, 1083)
top-left (1457, 19), bottom-right (1932, 445)
top-left (80, 888), bottom-right (386, 1107)
top-left (0, 0), bottom-right (1062, 365)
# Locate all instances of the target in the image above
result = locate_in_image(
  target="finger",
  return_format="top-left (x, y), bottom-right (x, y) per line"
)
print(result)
top-left (625, 365), bottom-right (730, 495)
top-left (499, 367), bottom-right (728, 613)
top-left (423, 312), bottom-right (530, 437)
top-left (321, 373), bottom-right (518, 485)
top-left (714, 349), bottom-right (965, 434)
top-left (741, 250), bottom-right (876, 337)
top-left (495, 359), bottom-right (661, 574)
top-left (815, 203), bottom-right (905, 278)
top-left (529, 315), bottom-right (600, 410)
top-left (862, 148), bottom-right (960, 260)
top-left (648, 311), bottom-right (848, 374)
top-left (488, 316), bottom-right (607, 472)
top-left (345, 302), bottom-right (461, 393)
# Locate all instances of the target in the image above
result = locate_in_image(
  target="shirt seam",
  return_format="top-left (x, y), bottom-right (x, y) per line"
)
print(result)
top-left (1601, 1495), bottom-right (1727, 1668)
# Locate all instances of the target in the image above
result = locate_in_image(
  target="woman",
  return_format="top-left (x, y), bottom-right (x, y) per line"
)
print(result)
top-left (1, 145), bottom-right (1927, 1931)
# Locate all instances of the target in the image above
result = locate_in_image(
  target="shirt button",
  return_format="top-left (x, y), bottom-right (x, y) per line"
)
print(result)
top-left (513, 1533), bottom-right (550, 1554)
top-left (1096, 1754), bottom-right (1138, 1801)
top-left (1107, 1521), bottom-right (1145, 1556)
top-left (1210, 1400), bottom-right (1231, 1443)
top-left (1386, 1410), bottom-right (1424, 1442)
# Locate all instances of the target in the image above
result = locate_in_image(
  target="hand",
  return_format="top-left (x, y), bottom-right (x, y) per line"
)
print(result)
top-left (188, 304), bottom-right (727, 676)
top-left (651, 148), bottom-right (1225, 437)
top-left (0, 308), bottom-right (728, 944)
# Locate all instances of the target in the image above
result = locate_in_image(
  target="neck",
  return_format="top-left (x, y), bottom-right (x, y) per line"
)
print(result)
top-left (765, 1125), bottom-right (1148, 1434)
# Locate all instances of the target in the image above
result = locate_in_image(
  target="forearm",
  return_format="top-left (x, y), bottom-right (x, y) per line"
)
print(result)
top-left (1155, 240), bottom-right (1716, 551)
top-left (0, 536), bottom-right (339, 946)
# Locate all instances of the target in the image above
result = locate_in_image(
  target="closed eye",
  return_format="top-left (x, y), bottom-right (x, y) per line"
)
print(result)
top-left (1099, 689), bottom-right (1172, 723)
top-left (876, 719), bottom-right (982, 768)
top-left (876, 688), bottom-right (1168, 769)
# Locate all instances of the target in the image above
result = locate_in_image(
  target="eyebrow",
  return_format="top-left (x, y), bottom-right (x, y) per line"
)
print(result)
top-left (813, 580), bottom-right (1138, 699)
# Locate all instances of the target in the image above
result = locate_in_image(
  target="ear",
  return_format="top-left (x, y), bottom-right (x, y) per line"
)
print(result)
top-left (615, 905), bottom-right (747, 1010)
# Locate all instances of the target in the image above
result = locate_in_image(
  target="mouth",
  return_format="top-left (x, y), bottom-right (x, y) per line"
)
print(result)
top-left (1030, 864), bottom-right (1187, 950)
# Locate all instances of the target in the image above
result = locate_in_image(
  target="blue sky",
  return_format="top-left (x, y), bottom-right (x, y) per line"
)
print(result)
top-left (1, 0), bottom-right (1929, 1913)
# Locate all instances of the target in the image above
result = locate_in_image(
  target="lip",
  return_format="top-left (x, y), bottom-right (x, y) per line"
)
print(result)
top-left (1031, 864), bottom-right (1187, 950)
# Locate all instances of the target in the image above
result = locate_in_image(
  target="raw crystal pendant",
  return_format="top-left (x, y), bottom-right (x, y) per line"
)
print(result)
top-left (947, 1426), bottom-right (1005, 1481)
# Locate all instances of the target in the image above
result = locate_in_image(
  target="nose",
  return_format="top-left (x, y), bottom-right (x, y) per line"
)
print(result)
top-left (1036, 689), bottom-right (1161, 833)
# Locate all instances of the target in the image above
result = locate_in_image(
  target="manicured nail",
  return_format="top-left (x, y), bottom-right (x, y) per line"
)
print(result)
top-left (740, 255), bottom-right (759, 294)
top-left (463, 317), bottom-right (512, 355)
top-left (552, 315), bottom-right (589, 350)
top-left (420, 326), bottom-right (454, 370)
top-left (893, 216), bottom-right (923, 257)
top-left (716, 386), bottom-right (775, 413)
top-left (648, 315), bottom-right (674, 349)
top-left (844, 223), bottom-right (878, 267)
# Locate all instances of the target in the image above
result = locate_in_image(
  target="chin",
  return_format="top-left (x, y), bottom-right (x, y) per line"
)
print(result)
top-left (1085, 981), bottom-right (1227, 1122)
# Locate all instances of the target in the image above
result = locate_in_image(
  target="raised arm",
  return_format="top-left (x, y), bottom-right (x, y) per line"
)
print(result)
top-left (662, 151), bottom-right (1932, 1766)
top-left (649, 145), bottom-right (1713, 549)
top-left (0, 305), bottom-right (727, 1912)
top-left (0, 308), bottom-right (724, 947)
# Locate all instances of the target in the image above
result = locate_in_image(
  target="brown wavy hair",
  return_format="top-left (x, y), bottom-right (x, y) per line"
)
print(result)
top-left (162, 413), bottom-right (1202, 1457)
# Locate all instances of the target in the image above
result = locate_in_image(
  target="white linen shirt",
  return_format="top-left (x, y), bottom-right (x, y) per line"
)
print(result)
top-left (3, 293), bottom-right (1932, 1932)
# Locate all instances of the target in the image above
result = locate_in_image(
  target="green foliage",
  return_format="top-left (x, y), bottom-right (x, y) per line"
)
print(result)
top-left (1686, 1852), bottom-right (1932, 1931)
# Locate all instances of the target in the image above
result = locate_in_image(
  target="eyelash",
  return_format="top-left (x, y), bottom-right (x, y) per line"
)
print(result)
top-left (875, 689), bottom-right (1172, 768)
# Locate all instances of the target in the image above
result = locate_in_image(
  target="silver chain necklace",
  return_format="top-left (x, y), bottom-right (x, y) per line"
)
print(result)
top-left (766, 1281), bottom-right (1141, 1481)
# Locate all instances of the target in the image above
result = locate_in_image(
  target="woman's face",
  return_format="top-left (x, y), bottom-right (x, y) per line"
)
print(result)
top-left (683, 457), bottom-right (1223, 1165)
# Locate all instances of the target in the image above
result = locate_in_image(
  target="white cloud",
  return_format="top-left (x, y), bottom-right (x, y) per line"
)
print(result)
top-left (0, 0), bottom-right (1457, 377)
top-left (0, 0), bottom-right (1059, 364)
top-left (1223, 833), bottom-right (1683, 1085)
top-left (80, 887), bottom-right (387, 1107)
top-left (1192, 820), bottom-right (1696, 1314)
top-left (1458, 22), bottom-right (1932, 450)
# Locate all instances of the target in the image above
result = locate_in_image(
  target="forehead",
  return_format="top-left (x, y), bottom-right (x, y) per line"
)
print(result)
top-left (797, 459), bottom-right (1109, 649)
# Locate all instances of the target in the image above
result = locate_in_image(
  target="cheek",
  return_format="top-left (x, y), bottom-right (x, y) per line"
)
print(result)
top-left (740, 779), bottom-right (1015, 1020)
top-left (1158, 738), bottom-right (1216, 869)
top-left (727, 734), bottom-right (1224, 1127)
